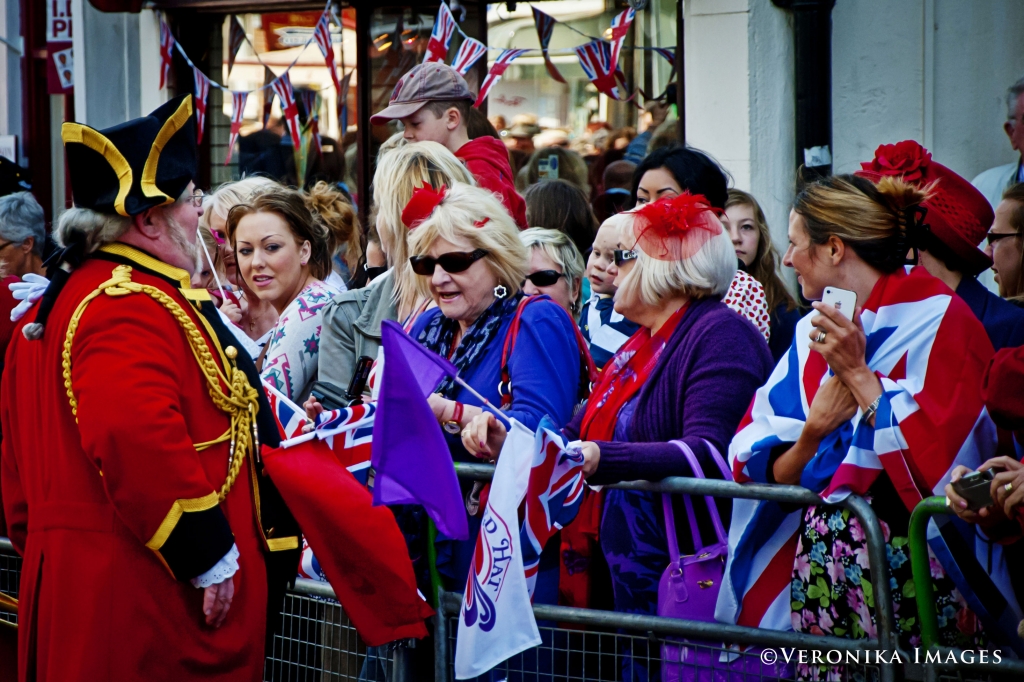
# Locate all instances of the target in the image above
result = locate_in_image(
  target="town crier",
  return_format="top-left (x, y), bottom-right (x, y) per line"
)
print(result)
top-left (0, 94), bottom-right (299, 681)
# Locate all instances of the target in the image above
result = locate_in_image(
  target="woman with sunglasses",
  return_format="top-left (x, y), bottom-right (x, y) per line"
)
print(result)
top-left (463, 194), bottom-right (774, 679)
top-left (519, 227), bottom-right (586, 318)
top-left (406, 182), bottom-right (586, 601)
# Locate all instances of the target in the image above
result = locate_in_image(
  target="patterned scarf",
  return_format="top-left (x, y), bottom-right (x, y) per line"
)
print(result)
top-left (579, 303), bottom-right (688, 441)
top-left (417, 293), bottom-right (524, 397)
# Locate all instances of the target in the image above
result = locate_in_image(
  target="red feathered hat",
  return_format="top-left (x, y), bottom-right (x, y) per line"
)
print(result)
top-left (856, 140), bottom-right (994, 275)
top-left (632, 192), bottom-right (723, 261)
top-left (401, 184), bottom-right (447, 230)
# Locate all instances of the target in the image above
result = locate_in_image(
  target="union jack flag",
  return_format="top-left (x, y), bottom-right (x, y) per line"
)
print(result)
top-left (263, 381), bottom-right (310, 440)
top-left (473, 49), bottom-right (529, 109)
top-left (337, 71), bottom-right (352, 133)
top-left (608, 8), bottom-right (636, 75)
top-left (519, 418), bottom-right (585, 597)
top-left (298, 89), bottom-right (321, 155)
top-left (159, 21), bottom-right (174, 90)
top-left (314, 404), bottom-right (375, 486)
top-left (224, 91), bottom-right (248, 166)
top-left (313, 12), bottom-right (343, 95)
top-left (424, 2), bottom-right (458, 64)
top-left (716, 267), bottom-right (1020, 646)
top-left (653, 47), bottom-right (675, 68)
top-left (531, 6), bottom-right (565, 83)
top-left (451, 37), bottom-right (487, 76)
top-left (272, 73), bottom-right (302, 149)
top-left (575, 40), bottom-right (622, 100)
top-left (191, 67), bottom-right (211, 145)
top-left (227, 15), bottom-right (245, 75)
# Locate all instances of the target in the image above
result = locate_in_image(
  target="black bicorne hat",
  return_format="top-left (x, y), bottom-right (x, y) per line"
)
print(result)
top-left (61, 94), bottom-right (197, 217)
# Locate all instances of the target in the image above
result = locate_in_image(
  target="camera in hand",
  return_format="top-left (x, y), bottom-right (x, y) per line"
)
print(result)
top-left (310, 356), bottom-right (374, 410)
top-left (951, 469), bottom-right (1003, 511)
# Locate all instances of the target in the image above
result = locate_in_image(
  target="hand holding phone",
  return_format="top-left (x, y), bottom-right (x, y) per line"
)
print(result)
top-left (821, 287), bottom-right (857, 320)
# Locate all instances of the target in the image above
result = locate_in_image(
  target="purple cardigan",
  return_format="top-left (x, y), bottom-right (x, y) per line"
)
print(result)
top-left (565, 296), bottom-right (774, 486)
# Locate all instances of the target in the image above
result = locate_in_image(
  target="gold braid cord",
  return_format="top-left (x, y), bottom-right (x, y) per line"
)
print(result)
top-left (62, 265), bottom-right (259, 502)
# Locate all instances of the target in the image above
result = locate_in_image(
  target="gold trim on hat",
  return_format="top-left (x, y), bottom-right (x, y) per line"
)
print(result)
top-left (61, 122), bottom-right (133, 217)
top-left (141, 95), bottom-right (193, 205)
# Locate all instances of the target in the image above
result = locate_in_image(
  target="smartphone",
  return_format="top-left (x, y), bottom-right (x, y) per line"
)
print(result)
top-left (951, 469), bottom-right (1001, 511)
top-left (822, 287), bottom-right (857, 320)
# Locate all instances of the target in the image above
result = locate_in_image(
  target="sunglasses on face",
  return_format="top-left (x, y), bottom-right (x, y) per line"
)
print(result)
top-left (523, 270), bottom-right (567, 287)
top-left (987, 231), bottom-right (1020, 246)
top-left (613, 249), bottom-right (638, 266)
top-left (409, 249), bottom-right (489, 276)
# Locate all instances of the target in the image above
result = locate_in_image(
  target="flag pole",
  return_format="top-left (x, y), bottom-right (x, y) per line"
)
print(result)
top-left (452, 375), bottom-right (511, 426)
top-left (196, 227), bottom-right (228, 302)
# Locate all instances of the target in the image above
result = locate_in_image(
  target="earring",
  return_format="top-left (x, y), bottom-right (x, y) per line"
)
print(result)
top-left (301, 260), bottom-right (307, 266)
top-left (493, 284), bottom-right (508, 299)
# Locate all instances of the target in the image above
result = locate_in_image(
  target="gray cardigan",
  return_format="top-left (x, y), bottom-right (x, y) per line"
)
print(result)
top-left (317, 270), bottom-right (398, 392)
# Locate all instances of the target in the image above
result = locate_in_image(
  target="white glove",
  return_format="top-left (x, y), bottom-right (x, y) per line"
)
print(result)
top-left (10, 273), bottom-right (49, 322)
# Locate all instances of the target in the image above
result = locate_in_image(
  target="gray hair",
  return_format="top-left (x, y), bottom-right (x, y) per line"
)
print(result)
top-left (0, 192), bottom-right (46, 255)
top-left (1008, 76), bottom-right (1024, 120)
top-left (519, 227), bottom-right (586, 307)
top-left (54, 206), bottom-right (131, 254)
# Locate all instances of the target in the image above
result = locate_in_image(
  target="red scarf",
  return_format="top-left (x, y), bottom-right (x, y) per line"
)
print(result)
top-left (579, 303), bottom-right (689, 441)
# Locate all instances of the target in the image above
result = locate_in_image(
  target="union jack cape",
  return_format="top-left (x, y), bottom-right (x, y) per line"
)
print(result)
top-left (191, 67), bottom-right (210, 145)
top-left (451, 37), bottom-right (487, 76)
top-left (714, 268), bottom-right (1019, 646)
top-left (473, 49), bottom-right (529, 109)
top-left (424, 2), bottom-right (458, 64)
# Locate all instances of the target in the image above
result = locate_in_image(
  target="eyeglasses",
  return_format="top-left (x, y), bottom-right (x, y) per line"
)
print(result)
top-left (409, 249), bottom-right (489, 276)
top-left (987, 231), bottom-right (1020, 246)
top-left (613, 249), bottom-right (638, 266)
top-left (188, 189), bottom-right (205, 207)
top-left (523, 270), bottom-right (567, 287)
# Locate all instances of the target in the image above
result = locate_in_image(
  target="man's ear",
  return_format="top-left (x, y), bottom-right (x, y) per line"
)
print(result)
top-left (1006, 121), bottom-right (1018, 150)
top-left (20, 237), bottom-right (34, 254)
top-left (133, 207), bottom-right (162, 240)
top-left (447, 106), bottom-right (462, 132)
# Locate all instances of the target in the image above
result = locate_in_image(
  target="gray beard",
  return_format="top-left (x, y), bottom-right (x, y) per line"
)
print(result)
top-left (165, 215), bottom-right (200, 271)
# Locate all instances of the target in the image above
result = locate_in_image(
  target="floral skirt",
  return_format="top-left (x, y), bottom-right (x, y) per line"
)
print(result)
top-left (790, 503), bottom-right (984, 680)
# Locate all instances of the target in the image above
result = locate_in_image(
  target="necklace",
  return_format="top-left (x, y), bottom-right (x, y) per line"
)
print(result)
top-left (249, 308), bottom-right (261, 332)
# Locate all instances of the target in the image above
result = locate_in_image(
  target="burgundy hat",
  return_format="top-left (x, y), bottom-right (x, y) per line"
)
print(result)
top-left (856, 140), bottom-right (994, 275)
top-left (369, 63), bottom-right (475, 126)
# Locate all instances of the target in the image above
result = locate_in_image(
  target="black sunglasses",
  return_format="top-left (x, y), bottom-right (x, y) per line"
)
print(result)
top-left (613, 249), bottom-right (638, 266)
top-left (987, 231), bottom-right (1020, 246)
top-left (523, 270), bottom-right (567, 287)
top-left (410, 249), bottom-right (489, 276)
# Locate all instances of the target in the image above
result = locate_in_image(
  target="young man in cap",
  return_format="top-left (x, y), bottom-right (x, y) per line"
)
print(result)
top-left (1, 95), bottom-right (299, 681)
top-left (370, 62), bottom-right (528, 229)
top-left (859, 140), bottom-right (1024, 350)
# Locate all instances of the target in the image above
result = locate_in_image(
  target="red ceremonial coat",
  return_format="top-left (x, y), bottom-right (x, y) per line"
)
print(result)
top-left (0, 244), bottom-right (290, 682)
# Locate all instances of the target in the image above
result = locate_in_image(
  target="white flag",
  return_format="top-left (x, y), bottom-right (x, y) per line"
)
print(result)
top-left (454, 419), bottom-right (541, 679)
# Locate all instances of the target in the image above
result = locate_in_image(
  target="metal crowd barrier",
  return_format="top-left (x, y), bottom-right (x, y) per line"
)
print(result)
top-left (2, 471), bottom-right (1023, 682)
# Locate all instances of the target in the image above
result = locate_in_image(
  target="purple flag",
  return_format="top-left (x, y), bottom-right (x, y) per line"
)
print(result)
top-left (371, 320), bottom-right (469, 540)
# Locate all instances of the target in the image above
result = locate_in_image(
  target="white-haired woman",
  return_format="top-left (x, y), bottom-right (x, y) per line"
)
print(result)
top-left (405, 181), bottom-right (587, 601)
top-left (316, 141), bottom-right (474, 393)
top-left (202, 176), bottom-right (280, 342)
top-left (520, 227), bottom-right (586, 318)
top-left (464, 193), bottom-right (774, 656)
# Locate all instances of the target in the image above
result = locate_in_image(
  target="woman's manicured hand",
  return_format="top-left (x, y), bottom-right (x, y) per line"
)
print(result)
top-left (461, 412), bottom-right (507, 461)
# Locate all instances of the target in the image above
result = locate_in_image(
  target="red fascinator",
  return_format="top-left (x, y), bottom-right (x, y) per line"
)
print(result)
top-left (401, 184), bottom-right (447, 229)
top-left (858, 140), bottom-right (932, 182)
top-left (632, 192), bottom-right (723, 261)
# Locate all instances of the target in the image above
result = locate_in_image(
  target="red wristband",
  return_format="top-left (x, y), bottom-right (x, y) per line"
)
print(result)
top-left (451, 401), bottom-right (464, 424)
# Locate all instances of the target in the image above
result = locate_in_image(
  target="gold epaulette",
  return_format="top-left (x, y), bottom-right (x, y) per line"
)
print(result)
top-left (62, 264), bottom-right (259, 502)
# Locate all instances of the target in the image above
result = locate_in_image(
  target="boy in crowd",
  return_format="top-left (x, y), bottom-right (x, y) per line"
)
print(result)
top-left (370, 63), bottom-right (528, 229)
top-left (579, 213), bottom-right (640, 369)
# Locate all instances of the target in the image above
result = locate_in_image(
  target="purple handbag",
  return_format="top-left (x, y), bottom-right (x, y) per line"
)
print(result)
top-left (659, 440), bottom-right (793, 682)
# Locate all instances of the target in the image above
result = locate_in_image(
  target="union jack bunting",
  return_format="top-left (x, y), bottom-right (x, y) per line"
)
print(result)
top-left (424, 2), bottom-right (458, 64)
top-left (313, 12), bottom-right (343, 94)
top-left (715, 267), bottom-right (1023, 649)
top-left (224, 91), bottom-right (248, 165)
top-left (451, 37), bottom-right (487, 76)
top-left (272, 73), bottom-right (302, 149)
top-left (473, 48), bottom-right (529, 108)
top-left (608, 7), bottom-right (636, 75)
top-left (575, 40), bottom-right (623, 100)
top-left (227, 16), bottom-right (245, 75)
top-left (653, 47), bottom-right (675, 68)
top-left (263, 381), bottom-right (310, 440)
top-left (337, 71), bottom-right (352, 133)
top-left (159, 20), bottom-right (174, 90)
top-left (519, 418), bottom-right (585, 598)
top-left (531, 6), bottom-right (565, 83)
top-left (298, 89), bottom-right (321, 154)
top-left (191, 67), bottom-right (211, 145)
top-left (262, 67), bottom-right (276, 129)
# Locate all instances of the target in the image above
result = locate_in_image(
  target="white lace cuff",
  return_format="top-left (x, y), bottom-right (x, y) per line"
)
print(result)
top-left (190, 543), bottom-right (240, 588)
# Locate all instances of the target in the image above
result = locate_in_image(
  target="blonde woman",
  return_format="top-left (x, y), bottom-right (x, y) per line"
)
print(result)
top-left (519, 227), bottom-right (586, 318)
top-left (305, 180), bottom-right (362, 291)
top-left (316, 141), bottom-right (473, 392)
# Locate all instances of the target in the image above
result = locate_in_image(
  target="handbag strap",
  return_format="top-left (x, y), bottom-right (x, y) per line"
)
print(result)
top-left (670, 440), bottom-right (728, 548)
top-left (661, 493), bottom-right (681, 563)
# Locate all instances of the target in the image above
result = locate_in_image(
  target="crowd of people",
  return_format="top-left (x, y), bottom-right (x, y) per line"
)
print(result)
top-left (6, 61), bottom-right (1024, 681)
